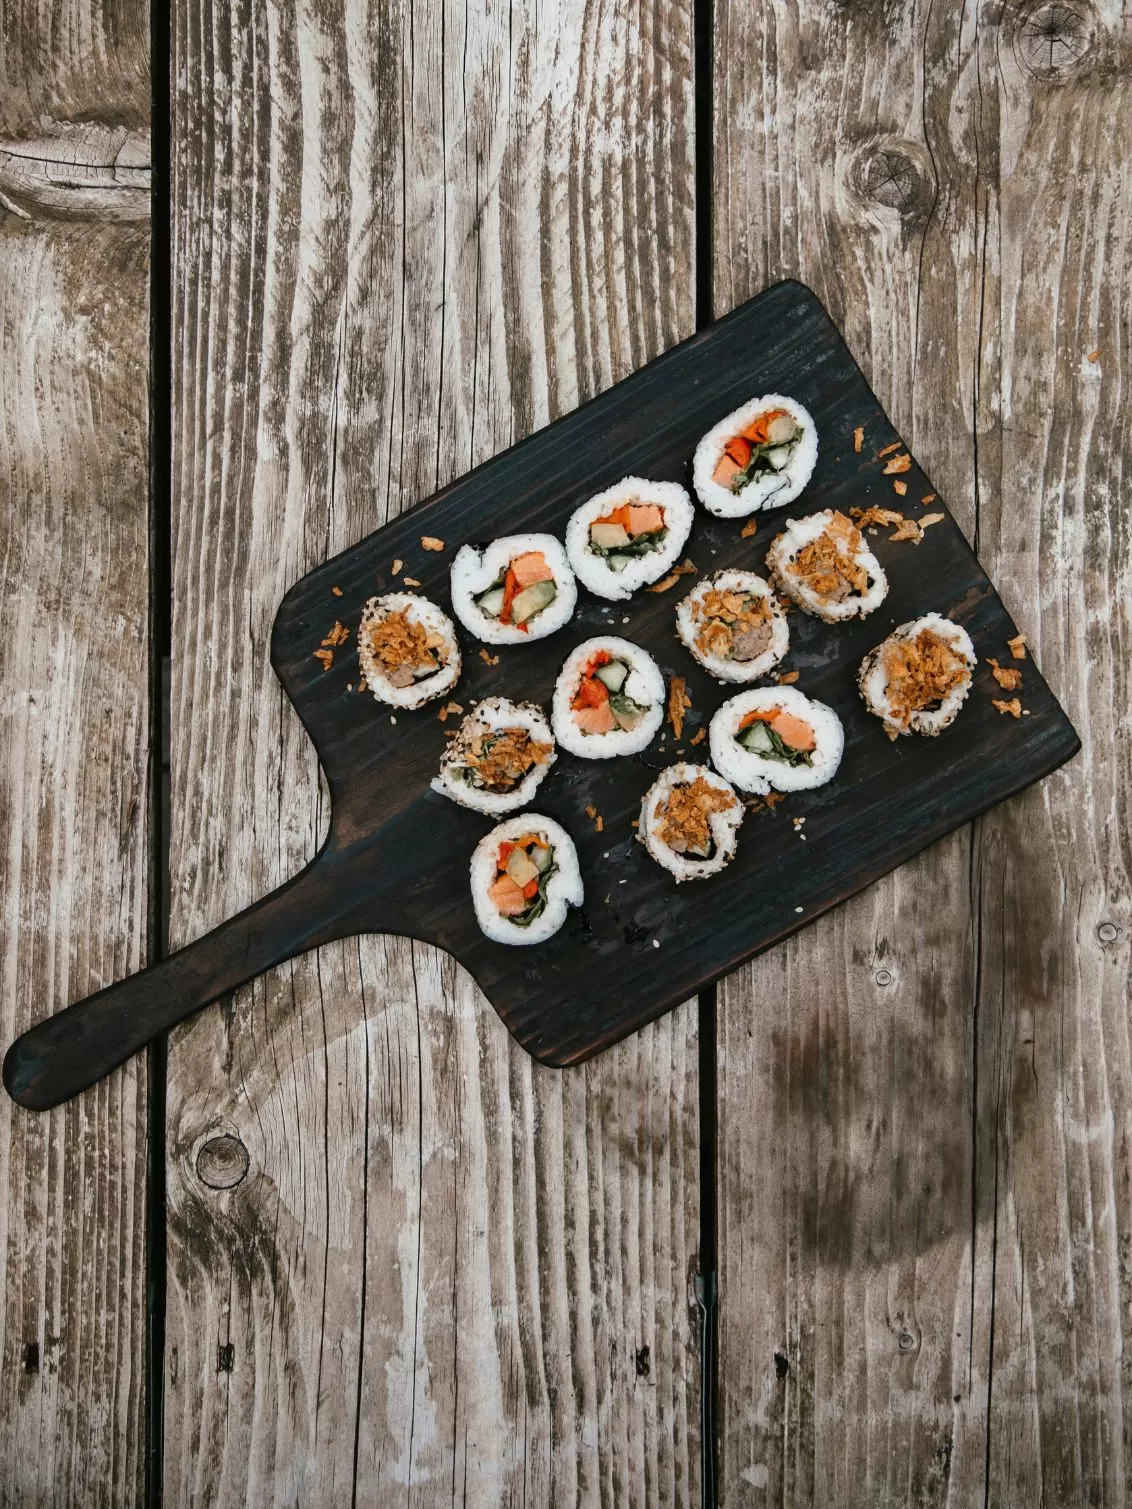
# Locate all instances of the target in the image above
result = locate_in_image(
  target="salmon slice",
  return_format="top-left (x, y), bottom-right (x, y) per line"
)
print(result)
top-left (770, 711), bottom-right (815, 751)
top-left (712, 454), bottom-right (742, 488)
top-left (509, 551), bottom-right (554, 587)
top-left (626, 503), bottom-right (665, 536)
top-left (574, 702), bottom-right (616, 735)
top-left (489, 873), bottom-right (528, 915)
top-left (723, 435), bottom-right (753, 467)
top-left (741, 407), bottom-right (788, 446)
top-left (572, 674), bottom-right (609, 710)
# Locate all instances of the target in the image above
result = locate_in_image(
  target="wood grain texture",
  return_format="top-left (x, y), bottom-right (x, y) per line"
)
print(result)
top-left (0, 6), bottom-right (150, 1496)
top-left (165, 0), bottom-right (699, 1501)
top-left (713, 2), bottom-right (1131, 1504)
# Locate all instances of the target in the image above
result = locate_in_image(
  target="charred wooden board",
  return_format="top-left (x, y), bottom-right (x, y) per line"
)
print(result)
top-left (3, 280), bottom-right (1079, 1107)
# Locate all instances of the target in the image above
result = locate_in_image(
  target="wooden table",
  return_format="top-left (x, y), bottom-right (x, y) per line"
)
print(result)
top-left (1, 0), bottom-right (1128, 1503)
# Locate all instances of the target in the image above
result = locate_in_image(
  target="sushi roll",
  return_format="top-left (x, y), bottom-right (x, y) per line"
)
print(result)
top-left (450, 533), bottom-right (577, 644)
top-left (710, 685), bottom-right (844, 795)
top-left (639, 763), bottom-right (744, 882)
top-left (565, 477), bottom-right (694, 601)
top-left (470, 815), bottom-right (583, 945)
top-left (551, 636), bottom-right (665, 759)
top-left (766, 509), bottom-right (887, 622)
top-left (432, 698), bottom-right (556, 814)
top-left (693, 395), bottom-right (818, 517)
top-left (858, 613), bottom-right (976, 739)
top-left (357, 592), bottom-right (461, 708)
top-left (676, 569), bottom-right (789, 682)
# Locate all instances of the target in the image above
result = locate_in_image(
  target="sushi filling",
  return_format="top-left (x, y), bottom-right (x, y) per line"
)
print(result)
top-left (880, 627), bottom-right (970, 730)
top-left (571, 652), bottom-right (650, 735)
top-left (736, 706), bottom-right (816, 766)
top-left (452, 727), bottom-right (554, 793)
top-left (787, 512), bottom-right (876, 606)
top-left (655, 776), bottom-right (740, 860)
top-left (587, 502), bottom-right (669, 574)
top-left (488, 833), bottom-right (557, 927)
top-left (365, 609), bottom-right (450, 688)
top-left (711, 407), bottom-right (804, 495)
top-left (692, 587), bottom-right (775, 665)
top-left (475, 551), bottom-right (558, 630)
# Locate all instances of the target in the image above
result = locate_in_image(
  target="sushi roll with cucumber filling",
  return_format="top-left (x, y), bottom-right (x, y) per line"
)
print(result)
top-left (710, 685), bottom-right (844, 795)
top-left (858, 613), bottom-right (976, 739)
top-left (432, 697), bottom-right (556, 814)
top-left (450, 533), bottom-right (577, 645)
top-left (766, 509), bottom-right (887, 622)
top-left (551, 636), bottom-right (665, 759)
top-left (565, 477), bottom-right (694, 601)
top-left (676, 569), bottom-right (789, 682)
top-left (639, 763), bottom-right (744, 882)
top-left (470, 815), bottom-right (583, 945)
top-left (357, 592), bottom-right (462, 708)
top-left (693, 395), bottom-right (818, 517)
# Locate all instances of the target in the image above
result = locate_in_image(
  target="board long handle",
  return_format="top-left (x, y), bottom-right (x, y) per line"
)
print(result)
top-left (4, 856), bottom-right (346, 1111)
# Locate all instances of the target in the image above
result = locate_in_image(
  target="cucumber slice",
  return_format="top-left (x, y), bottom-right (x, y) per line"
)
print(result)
top-left (763, 443), bottom-right (795, 472)
top-left (590, 522), bottom-right (631, 550)
top-left (530, 842), bottom-right (554, 873)
top-left (511, 579), bottom-right (557, 623)
top-left (741, 720), bottom-right (774, 753)
top-left (477, 586), bottom-right (505, 617)
top-left (606, 553), bottom-right (634, 573)
top-left (767, 413), bottom-right (799, 445)
top-left (609, 693), bottom-right (646, 731)
top-left (594, 661), bottom-right (628, 693)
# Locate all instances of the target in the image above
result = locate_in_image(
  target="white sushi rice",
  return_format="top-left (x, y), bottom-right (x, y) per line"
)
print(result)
top-left (449, 533), bottom-right (577, 645)
top-left (551, 635), bottom-right (665, 759)
top-left (709, 685), bottom-right (844, 795)
top-left (470, 814), bottom-right (583, 945)
top-left (432, 697), bottom-right (556, 814)
top-left (565, 477), bottom-right (694, 601)
top-left (693, 394), bottom-right (818, 518)
top-left (639, 763), bottom-right (744, 882)
top-left (765, 509), bottom-right (888, 622)
top-left (356, 592), bottom-right (461, 708)
top-left (676, 569), bottom-right (789, 683)
top-left (858, 613), bottom-right (977, 738)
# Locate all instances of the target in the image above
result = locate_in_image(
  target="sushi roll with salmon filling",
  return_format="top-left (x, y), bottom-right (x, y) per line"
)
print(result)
top-left (639, 763), bottom-right (744, 882)
top-left (676, 570), bottom-right (789, 683)
top-left (357, 592), bottom-right (462, 708)
top-left (470, 815), bottom-right (583, 945)
top-left (766, 509), bottom-right (887, 623)
top-left (858, 613), bottom-right (976, 739)
top-left (551, 636), bottom-right (665, 759)
top-left (432, 697), bottom-right (556, 814)
top-left (710, 685), bottom-right (844, 795)
top-left (565, 478), bottom-right (694, 601)
top-left (450, 533), bottom-right (577, 644)
top-left (693, 395), bottom-right (818, 518)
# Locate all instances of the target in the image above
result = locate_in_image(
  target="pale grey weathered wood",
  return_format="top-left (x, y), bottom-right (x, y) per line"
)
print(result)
top-left (0, 15), bottom-right (150, 1498)
top-left (164, 0), bottom-right (700, 1502)
top-left (713, 2), bottom-right (1131, 1504)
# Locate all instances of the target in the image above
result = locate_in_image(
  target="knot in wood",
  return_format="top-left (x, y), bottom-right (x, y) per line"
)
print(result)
top-left (897, 1329), bottom-right (918, 1353)
top-left (196, 1133), bottom-right (250, 1190)
top-left (858, 148), bottom-right (930, 220)
top-left (875, 968), bottom-right (894, 987)
top-left (1097, 921), bottom-right (1119, 944)
top-left (1015, 2), bottom-right (1094, 79)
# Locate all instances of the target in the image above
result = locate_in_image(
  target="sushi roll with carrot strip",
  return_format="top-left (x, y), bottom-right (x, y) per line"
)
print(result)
top-left (432, 698), bottom-right (556, 814)
top-left (565, 477), bottom-right (694, 601)
top-left (638, 763), bottom-right (744, 882)
top-left (693, 394), bottom-right (818, 517)
top-left (551, 636), bottom-right (665, 759)
top-left (709, 685), bottom-right (844, 795)
top-left (470, 815), bottom-right (583, 945)
top-left (450, 533), bottom-right (577, 645)
top-left (676, 570), bottom-right (789, 682)
top-left (357, 592), bottom-right (461, 708)
top-left (858, 613), bottom-right (976, 739)
top-left (766, 509), bottom-right (887, 622)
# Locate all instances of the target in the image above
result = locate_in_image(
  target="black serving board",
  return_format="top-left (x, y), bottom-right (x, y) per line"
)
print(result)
top-left (4, 282), bottom-right (1080, 1110)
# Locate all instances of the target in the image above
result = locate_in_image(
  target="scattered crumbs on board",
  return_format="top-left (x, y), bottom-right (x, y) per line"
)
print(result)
top-left (877, 440), bottom-right (902, 458)
top-left (652, 939), bottom-right (660, 949)
top-left (988, 657), bottom-right (1023, 691)
top-left (993, 697), bottom-right (1023, 718)
top-left (853, 425), bottom-right (864, 453)
top-left (1008, 633), bottom-right (1027, 660)
top-left (921, 512), bottom-right (944, 529)
top-left (794, 905), bottom-right (804, 913)
top-left (648, 558), bottom-right (696, 593)
top-left (390, 715), bottom-right (397, 724)
top-left (630, 819), bottom-right (639, 829)
top-left (740, 518), bottom-right (759, 538)
top-left (437, 701), bottom-right (464, 722)
top-left (746, 792), bottom-right (785, 815)
top-left (792, 815), bottom-right (806, 828)
top-left (314, 648), bottom-right (334, 671)
top-left (332, 585), bottom-right (343, 596)
top-left (851, 505), bottom-right (903, 529)
top-left (777, 670), bottom-right (800, 685)
top-left (346, 682), bottom-right (353, 692)
top-left (391, 558), bottom-right (403, 575)
top-left (892, 479), bottom-right (908, 496)
top-left (584, 805), bottom-right (604, 833)
top-left (322, 621), bottom-right (349, 647)
top-left (403, 576), bottom-right (421, 587)
top-left (883, 453), bottom-right (912, 475)
top-left (690, 726), bottom-right (707, 745)
top-left (421, 536), bottom-right (445, 551)
top-left (479, 647), bottom-right (500, 665)
top-left (667, 676), bottom-right (692, 741)
top-left (921, 493), bottom-right (936, 505)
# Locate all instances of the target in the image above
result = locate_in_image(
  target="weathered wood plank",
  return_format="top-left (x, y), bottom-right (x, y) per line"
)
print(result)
top-left (713, 2), bottom-right (1131, 1504)
top-left (164, 0), bottom-right (699, 1502)
top-left (0, 56), bottom-right (150, 1509)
